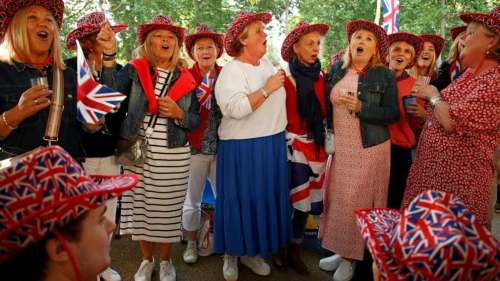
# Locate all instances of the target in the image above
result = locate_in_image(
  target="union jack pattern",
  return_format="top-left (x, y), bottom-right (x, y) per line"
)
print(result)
top-left (0, 146), bottom-right (138, 263)
top-left (383, 0), bottom-right (400, 35)
top-left (356, 190), bottom-right (500, 281)
top-left (76, 41), bottom-right (126, 124)
top-left (195, 74), bottom-right (213, 110)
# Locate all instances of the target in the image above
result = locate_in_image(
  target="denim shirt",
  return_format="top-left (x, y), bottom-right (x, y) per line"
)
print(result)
top-left (0, 61), bottom-right (82, 159)
top-left (199, 93), bottom-right (222, 155)
top-left (102, 64), bottom-right (199, 148)
top-left (325, 62), bottom-right (399, 148)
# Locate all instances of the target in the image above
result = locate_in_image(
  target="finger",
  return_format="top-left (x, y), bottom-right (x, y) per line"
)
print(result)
top-left (30, 89), bottom-right (52, 100)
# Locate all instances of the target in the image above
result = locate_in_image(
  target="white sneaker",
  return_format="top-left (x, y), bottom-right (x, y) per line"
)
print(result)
top-left (240, 255), bottom-right (271, 276)
top-left (100, 267), bottom-right (121, 281)
top-left (319, 254), bottom-right (342, 271)
top-left (223, 255), bottom-right (238, 281)
top-left (183, 240), bottom-right (198, 264)
top-left (134, 259), bottom-right (154, 281)
top-left (159, 260), bottom-right (176, 281)
top-left (333, 259), bottom-right (356, 281)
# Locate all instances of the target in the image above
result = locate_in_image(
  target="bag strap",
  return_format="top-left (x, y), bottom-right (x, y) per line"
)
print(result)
top-left (144, 72), bottom-right (175, 138)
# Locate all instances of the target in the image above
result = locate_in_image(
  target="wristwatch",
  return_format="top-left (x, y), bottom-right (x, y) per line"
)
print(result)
top-left (260, 88), bottom-right (269, 99)
top-left (429, 95), bottom-right (442, 109)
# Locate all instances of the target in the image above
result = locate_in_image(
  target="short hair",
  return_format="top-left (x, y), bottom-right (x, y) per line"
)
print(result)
top-left (342, 30), bottom-right (385, 69)
top-left (133, 29), bottom-right (180, 71)
top-left (0, 6), bottom-right (65, 70)
top-left (388, 41), bottom-right (416, 67)
top-left (231, 22), bottom-right (253, 57)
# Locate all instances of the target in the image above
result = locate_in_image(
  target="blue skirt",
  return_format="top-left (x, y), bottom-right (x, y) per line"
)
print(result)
top-left (214, 131), bottom-right (291, 257)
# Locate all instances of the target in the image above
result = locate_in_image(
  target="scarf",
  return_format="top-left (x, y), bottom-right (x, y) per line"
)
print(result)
top-left (289, 56), bottom-right (324, 149)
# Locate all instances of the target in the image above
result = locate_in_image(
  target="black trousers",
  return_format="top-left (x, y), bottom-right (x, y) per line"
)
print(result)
top-left (387, 145), bottom-right (413, 209)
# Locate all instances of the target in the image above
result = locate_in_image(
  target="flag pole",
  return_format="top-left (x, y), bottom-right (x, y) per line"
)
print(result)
top-left (374, 0), bottom-right (381, 25)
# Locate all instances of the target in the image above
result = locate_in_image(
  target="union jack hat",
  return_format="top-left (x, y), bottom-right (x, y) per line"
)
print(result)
top-left (0, 146), bottom-right (139, 263)
top-left (460, 7), bottom-right (499, 35)
top-left (224, 11), bottom-right (272, 57)
top-left (66, 11), bottom-right (128, 51)
top-left (281, 21), bottom-right (329, 62)
top-left (0, 0), bottom-right (64, 41)
top-left (355, 190), bottom-right (500, 281)
top-left (387, 32), bottom-right (423, 68)
top-left (346, 19), bottom-right (389, 64)
top-left (449, 25), bottom-right (467, 41)
top-left (418, 34), bottom-right (445, 58)
top-left (137, 15), bottom-right (185, 46)
top-left (184, 23), bottom-right (224, 61)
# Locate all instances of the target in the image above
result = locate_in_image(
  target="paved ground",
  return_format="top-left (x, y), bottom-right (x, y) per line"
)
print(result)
top-left (109, 212), bottom-right (500, 281)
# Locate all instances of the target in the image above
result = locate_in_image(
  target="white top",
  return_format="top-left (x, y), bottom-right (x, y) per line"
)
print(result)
top-left (215, 58), bottom-right (287, 140)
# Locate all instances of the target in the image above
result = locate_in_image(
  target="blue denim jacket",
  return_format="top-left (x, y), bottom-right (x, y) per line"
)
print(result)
top-left (0, 61), bottom-right (83, 159)
top-left (102, 64), bottom-right (199, 148)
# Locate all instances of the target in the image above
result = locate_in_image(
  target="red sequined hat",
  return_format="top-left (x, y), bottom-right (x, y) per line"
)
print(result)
top-left (224, 11), bottom-right (272, 57)
top-left (346, 19), bottom-right (389, 64)
top-left (281, 21), bottom-right (329, 62)
top-left (66, 11), bottom-right (128, 51)
top-left (137, 15), bottom-right (185, 46)
top-left (184, 24), bottom-right (224, 60)
top-left (419, 34), bottom-right (445, 58)
top-left (460, 7), bottom-right (499, 35)
top-left (449, 25), bottom-right (467, 41)
top-left (0, 146), bottom-right (139, 263)
top-left (0, 0), bottom-right (64, 40)
top-left (387, 32), bottom-right (423, 68)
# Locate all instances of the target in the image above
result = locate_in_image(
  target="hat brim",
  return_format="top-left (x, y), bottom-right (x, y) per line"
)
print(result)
top-left (281, 23), bottom-right (329, 62)
top-left (184, 32), bottom-right (225, 60)
top-left (66, 24), bottom-right (128, 51)
top-left (388, 32), bottom-right (423, 68)
top-left (137, 23), bottom-right (185, 45)
top-left (460, 12), bottom-right (499, 35)
top-left (346, 20), bottom-right (389, 64)
top-left (225, 11), bottom-right (272, 57)
top-left (449, 25), bottom-right (467, 41)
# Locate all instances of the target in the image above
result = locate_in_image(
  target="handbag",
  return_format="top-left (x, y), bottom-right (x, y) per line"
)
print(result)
top-left (324, 126), bottom-right (335, 155)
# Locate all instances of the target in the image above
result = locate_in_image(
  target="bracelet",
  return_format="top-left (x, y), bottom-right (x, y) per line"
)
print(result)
top-left (260, 88), bottom-right (269, 99)
top-left (2, 112), bottom-right (16, 130)
top-left (429, 95), bottom-right (442, 110)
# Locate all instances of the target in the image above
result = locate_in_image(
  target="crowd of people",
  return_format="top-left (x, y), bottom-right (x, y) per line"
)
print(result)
top-left (0, 1), bottom-right (498, 281)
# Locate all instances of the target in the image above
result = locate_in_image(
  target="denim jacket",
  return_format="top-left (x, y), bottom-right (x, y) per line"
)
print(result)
top-left (0, 61), bottom-right (83, 159)
top-left (102, 64), bottom-right (199, 148)
top-left (325, 62), bottom-right (399, 148)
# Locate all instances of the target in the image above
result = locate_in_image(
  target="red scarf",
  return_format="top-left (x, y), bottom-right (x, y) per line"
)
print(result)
top-left (129, 57), bottom-right (197, 114)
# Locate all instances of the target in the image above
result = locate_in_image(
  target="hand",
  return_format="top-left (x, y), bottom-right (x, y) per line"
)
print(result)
top-left (406, 103), bottom-right (426, 118)
top-left (16, 85), bottom-right (51, 119)
top-left (412, 84), bottom-right (440, 101)
top-left (96, 22), bottom-right (116, 55)
top-left (158, 96), bottom-right (184, 120)
top-left (338, 94), bottom-right (361, 113)
top-left (263, 69), bottom-right (285, 94)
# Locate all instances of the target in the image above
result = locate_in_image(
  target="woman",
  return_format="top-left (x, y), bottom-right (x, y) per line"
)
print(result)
top-left (0, 0), bottom-right (93, 160)
top-left (402, 7), bottom-right (500, 228)
top-left (214, 11), bottom-right (290, 281)
top-left (112, 16), bottom-right (199, 281)
top-left (433, 25), bottom-right (467, 90)
top-left (0, 145), bottom-right (138, 281)
top-left (65, 11), bottom-right (127, 281)
top-left (279, 21), bottom-right (329, 275)
top-left (319, 19), bottom-right (399, 281)
top-left (182, 23), bottom-right (223, 264)
top-left (409, 34), bottom-right (444, 81)
top-left (386, 32), bottom-right (423, 209)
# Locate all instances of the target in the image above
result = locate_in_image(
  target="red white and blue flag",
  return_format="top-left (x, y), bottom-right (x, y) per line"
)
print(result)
top-left (382, 0), bottom-right (400, 34)
top-left (195, 74), bottom-right (213, 110)
top-left (76, 41), bottom-right (126, 124)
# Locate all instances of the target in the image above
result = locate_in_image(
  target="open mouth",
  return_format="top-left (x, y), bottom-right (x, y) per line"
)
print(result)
top-left (421, 55), bottom-right (430, 61)
top-left (356, 46), bottom-right (364, 55)
top-left (161, 44), bottom-right (170, 51)
top-left (263, 40), bottom-right (267, 47)
top-left (36, 31), bottom-right (49, 40)
top-left (201, 55), bottom-right (212, 60)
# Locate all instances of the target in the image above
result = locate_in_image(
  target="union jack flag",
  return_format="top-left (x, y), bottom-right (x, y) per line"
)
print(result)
top-left (76, 41), bottom-right (126, 124)
top-left (195, 74), bottom-right (213, 110)
top-left (382, 0), bottom-right (400, 34)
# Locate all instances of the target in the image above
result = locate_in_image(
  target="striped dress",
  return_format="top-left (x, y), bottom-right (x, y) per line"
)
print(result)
top-left (120, 68), bottom-right (191, 243)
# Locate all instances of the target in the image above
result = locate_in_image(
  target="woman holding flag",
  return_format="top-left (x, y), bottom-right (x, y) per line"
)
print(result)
top-left (109, 15), bottom-right (199, 281)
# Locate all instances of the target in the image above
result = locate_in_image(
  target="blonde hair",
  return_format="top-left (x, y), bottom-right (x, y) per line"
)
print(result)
top-left (341, 30), bottom-right (385, 69)
top-left (469, 22), bottom-right (500, 62)
top-left (447, 35), bottom-right (462, 63)
top-left (133, 29), bottom-right (180, 71)
top-left (409, 42), bottom-right (437, 79)
top-left (231, 23), bottom-right (252, 57)
top-left (0, 6), bottom-right (65, 70)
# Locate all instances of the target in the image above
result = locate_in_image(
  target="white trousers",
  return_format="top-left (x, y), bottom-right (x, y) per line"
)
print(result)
top-left (182, 154), bottom-right (217, 231)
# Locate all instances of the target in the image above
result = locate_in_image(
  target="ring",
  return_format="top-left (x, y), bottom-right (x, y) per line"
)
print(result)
top-left (34, 99), bottom-right (39, 104)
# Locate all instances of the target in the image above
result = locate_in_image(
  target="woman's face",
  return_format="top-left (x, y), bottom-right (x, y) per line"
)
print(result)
top-left (293, 31), bottom-right (321, 66)
top-left (417, 42), bottom-right (435, 68)
top-left (388, 41), bottom-right (414, 74)
top-left (193, 37), bottom-right (218, 69)
top-left (460, 23), bottom-right (499, 68)
top-left (349, 29), bottom-right (378, 65)
top-left (149, 29), bottom-right (178, 64)
top-left (241, 21), bottom-right (268, 59)
top-left (25, 5), bottom-right (55, 57)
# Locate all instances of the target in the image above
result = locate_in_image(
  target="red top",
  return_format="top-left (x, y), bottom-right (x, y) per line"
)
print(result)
top-left (284, 73), bottom-right (326, 135)
top-left (388, 76), bottom-right (418, 148)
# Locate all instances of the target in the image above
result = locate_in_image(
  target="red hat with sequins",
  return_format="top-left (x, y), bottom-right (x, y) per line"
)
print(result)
top-left (419, 34), bottom-right (445, 58)
top-left (460, 7), bottom-right (499, 35)
top-left (346, 19), bottom-right (389, 64)
top-left (66, 11), bottom-right (128, 51)
top-left (0, 0), bottom-right (64, 41)
top-left (449, 25), bottom-right (467, 40)
top-left (184, 23), bottom-right (224, 60)
top-left (0, 146), bottom-right (139, 263)
top-left (281, 21), bottom-right (329, 62)
top-left (388, 32), bottom-right (423, 68)
top-left (137, 15), bottom-right (185, 46)
top-left (224, 11), bottom-right (272, 57)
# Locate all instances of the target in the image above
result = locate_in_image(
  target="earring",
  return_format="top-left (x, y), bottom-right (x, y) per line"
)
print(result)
top-left (486, 49), bottom-right (490, 56)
